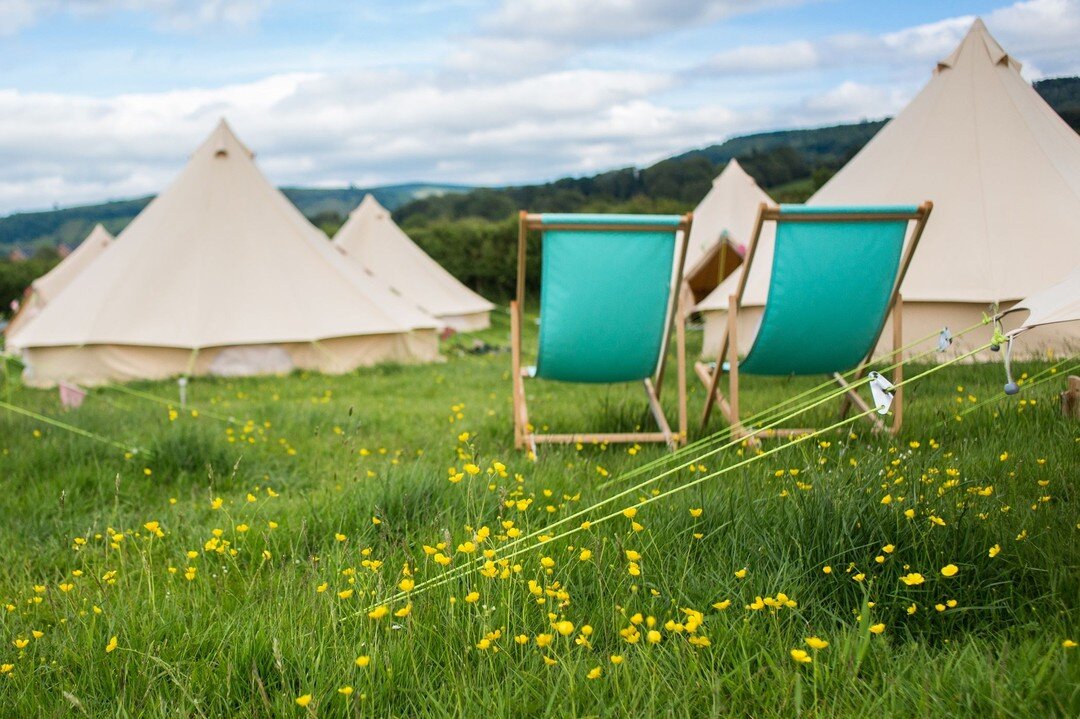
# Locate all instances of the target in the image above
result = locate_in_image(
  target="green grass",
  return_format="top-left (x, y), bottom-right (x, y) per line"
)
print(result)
top-left (0, 312), bottom-right (1077, 717)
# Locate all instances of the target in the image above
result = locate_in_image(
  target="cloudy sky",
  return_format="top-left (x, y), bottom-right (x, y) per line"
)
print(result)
top-left (0, 0), bottom-right (1077, 214)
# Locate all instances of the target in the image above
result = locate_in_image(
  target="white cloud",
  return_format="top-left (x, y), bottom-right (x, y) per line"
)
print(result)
top-left (0, 0), bottom-right (271, 35)
top-left (0, 67), bottom-right (737, 212)
top-left (705, 40), bottom-right (819, 75)
top-left (701, 0), bottom-right (1080, 79)
top-left (483, 0), bottom-right (797, 42)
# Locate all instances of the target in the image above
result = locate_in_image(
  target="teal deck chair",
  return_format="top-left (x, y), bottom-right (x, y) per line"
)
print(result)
top-left (697, 202), bottom-right (932, 439)
top-left (511, 211), bottom-right (693, 453)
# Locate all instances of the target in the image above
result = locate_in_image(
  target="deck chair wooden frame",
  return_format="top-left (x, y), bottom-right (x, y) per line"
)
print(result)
top-left (511, 211), bottom-right (693, 453)
top-left (697, 201), bottom-right (933, 440)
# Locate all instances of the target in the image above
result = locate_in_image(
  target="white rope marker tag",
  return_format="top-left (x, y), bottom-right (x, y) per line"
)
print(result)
top-left (868, 371), bottom-right (896, 415)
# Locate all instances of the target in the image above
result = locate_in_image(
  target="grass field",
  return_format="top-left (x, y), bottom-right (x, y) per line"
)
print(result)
top-left (0, 313), bottom-right (1077, 717)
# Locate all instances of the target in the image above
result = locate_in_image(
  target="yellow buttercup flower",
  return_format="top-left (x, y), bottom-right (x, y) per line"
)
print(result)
top-left (900, 573), bottom-right (925, 586)
top-left (734, 568), bottom-right (748, 579)
top-left (554, 620), bottom-right (574, 636)
top-left (805, 637), bottom-right (828, 650)
top-left (367, 605), bottom-right (389, 619)
top-left (586, 666), bottom-right (601, 680)
top-left (790, 649), bottom-right (812, 664)
top-left (940, 564), bottom-right (959, 577)
top-left (355, 655), bottom-right (371, 667)
top-left (105, 636), bottom-right (118, 653)
top-left (869, 624), bottom-right (885, 635)
top-left (338, 686), bottom-right (353, 697)
top-left (989, 544), bottom-right (1001, 558)
top-left (295, 694), bottom-right (312, 707)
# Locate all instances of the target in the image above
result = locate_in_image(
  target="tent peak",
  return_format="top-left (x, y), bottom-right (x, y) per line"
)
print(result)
top-left (936, 18), bottom-right (1020, 74)
top-left (196, 118), bottom-right (255, 160)
top-left (351, 193), bottom-right (388, 219)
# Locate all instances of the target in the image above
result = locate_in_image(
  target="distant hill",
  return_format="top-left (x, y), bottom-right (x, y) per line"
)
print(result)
top-left (0, 183), bottom-right (469, 251)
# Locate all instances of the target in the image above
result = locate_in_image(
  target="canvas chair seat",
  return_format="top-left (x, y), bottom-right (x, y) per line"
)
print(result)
top-left (698, 202), bottom-right (933, 439)
top-left (512, 212), bottom-right (692, 452)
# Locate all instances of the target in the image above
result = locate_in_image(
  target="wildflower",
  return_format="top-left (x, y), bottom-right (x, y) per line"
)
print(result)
top-left (514, 634), bottom-right (529, 645)
top-left (335, 533), bottom-right (347, 542)
top-left (542, 656), bottom-right (557, 666)
top-left (394, 604), bottom-right (412, 618)
top-left (622, 507), bottom-right (637, 519)
top-left (712, 599), bottom-right (731, 610)
top-left (940, 564), bottom-right (959, 577)
top-left (610, 654), bottom-right (623, 664)
top-left (734, 568), bottom-right (748, 579)
top-left (262, 550), bottom-right (272, 560)
top-left (0, 664), bottom-right (12, 675)
top-left (907, 603), bottom-right (917, 615)
top-left (464, 463), bottom-right (481, 476)
top-left (13, 638), bottom-right (29, 649)
top-left (295, 694), bottom-right (312, 707)
top-left (869, 624), bottom-right (885, 635)
top-left (210, 497), bottom-right (223, 510)
top-left (822, 565), bottom-right (832, 574)
top-left (805, 637), bottom-right (828, 650)
top-left (989, 544), bottom-right (1001, 558)
top-left (235, 524), bottom-right (249, 533)
top-left (790, 649), bottom-right (812, 664)
top-left (579, 549), bottom-right (592, 561)
top-left (586, 666), bottom-right (602, 680)
top-left (689, 508), bottom-right (703, 518)
top-left (625, 550), bottom-right (641, 561)
top-left (852, 573), bottom-right (865, 582)
top-left (535, 633), bottom-right (553, 648)
top-left (184, 567), bottom-right (197, 581)
top-left (935, 603), bottom-right (946, 612)
top-left (554, 620), bottom-right (574, 636)
top-left (398, 578), bottom-right (415, 592)
top-left (338, 686), bottom-right (353, 697)
top-left (540, 556), bottom-right (555, 568)
top-left (367, 605), bottom-right (389, 619)
top-left (904, 509), bottom-right (916, 519)
top-left (646, 630), bottom-right (662, 644)
top-left (464, 591), bottom-right (480, 604)
top-left (105, 636), bottom-right (118, 653)
top-left (900, 573), bottom-right (925, 586)
top-left (1063, 640), bottom-right (1077, 649)
top-left (355, 655), bottom-right (371, 667)
top-left (880, 494), bottom-right (892, 505)
top-left (882, 544), bottom-right (895, 554)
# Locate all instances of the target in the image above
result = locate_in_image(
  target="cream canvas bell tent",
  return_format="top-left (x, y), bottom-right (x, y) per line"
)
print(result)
top-left (697, 19), bottom-right (1080, 360)
top-left (14, 120), bottom-right (440, 387)
top-left (682, 160), bottom-right (770, 305)
top-left (5, 224), bottom-right (113, 349)
top-left (333, 195), bottom-right (494, 331)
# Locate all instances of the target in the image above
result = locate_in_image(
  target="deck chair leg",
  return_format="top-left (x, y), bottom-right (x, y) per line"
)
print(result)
top-left (726, 294), bottom-right (750, 441)
top-left (510, 301), bottom-right (528, 450)
top-left (643, 378), bottom-right (676, 450)
top-left (676, 292), bottom-right (687, 445)
top-left (891, 294), bottom-right (903, 435)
